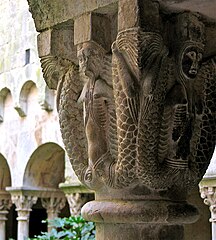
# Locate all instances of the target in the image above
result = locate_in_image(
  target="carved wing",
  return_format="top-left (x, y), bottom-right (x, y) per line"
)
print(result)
top-left (40, 55), bottom-right (88, 182)
top-left (112, 29), bottom-right (140, 187)
top-left (40, 55), bottom-right (71, 90)
top-left (113, 28), bottom-right (140, 123)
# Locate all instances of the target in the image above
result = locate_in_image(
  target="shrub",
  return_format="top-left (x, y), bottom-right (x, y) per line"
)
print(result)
top-left (30, 215), bottom-right (95, 240)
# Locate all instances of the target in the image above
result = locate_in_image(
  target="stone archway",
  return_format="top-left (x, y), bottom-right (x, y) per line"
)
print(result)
top-left (23, 142), bottom-right (65, 188)
top-left (22, 142), bottom-right (67, 236)
top-left (0, 87), bottom-right (11, 122)
top-left (0, 153), bottom-right (11, 190)
top-left (0, 153), bottom-right (12, 240)
top-left (15, 80), bottom-right (37, 117)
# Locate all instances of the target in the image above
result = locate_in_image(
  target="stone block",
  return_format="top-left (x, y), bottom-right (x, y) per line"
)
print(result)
top-left (74, 13), bottom-right (112, 51)
top-left (38, 22), bottom-right (76, 61)
top-left (37, 30), bottom-right (52, 57)
top-left (118, 0), bottom-right (139, 31)
top-left (74, 13), bottom-right (92, 45)
top-left (118, 0), bottom-right (160, 31)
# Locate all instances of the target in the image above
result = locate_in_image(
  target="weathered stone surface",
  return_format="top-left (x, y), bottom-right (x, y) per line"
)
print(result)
top-left (161, 0), bottom-right (216, 20)
top-left (96, 223), bottom-right (184, 240)
top-left (27, 0), bottom-right (118, 31)
top-left (82, 200), bottom-right (199, 224)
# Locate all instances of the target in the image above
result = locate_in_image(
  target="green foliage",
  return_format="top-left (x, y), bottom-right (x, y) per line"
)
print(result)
top-left (30, 215), bottom-right (95, 240)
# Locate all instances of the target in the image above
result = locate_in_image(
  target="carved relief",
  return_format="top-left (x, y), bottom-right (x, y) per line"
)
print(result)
top-left (41, 197), bottom-right (66, 215)
top-left (76, 42), bottom-right (117, 188)
top-left (66, 193), bottom-right (89, 216)
top-left (40, 3), bottom-right (216, 197)
top-left (200, 186), bottom-right (216, 223)
top-left (0, 198), bottom-right (12, 211)
top-left (111, 9), bottom-right (215, 194)
top-left (41, 41), bottom-right (117, 189)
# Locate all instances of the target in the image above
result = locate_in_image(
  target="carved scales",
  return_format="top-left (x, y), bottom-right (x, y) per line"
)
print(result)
top-left (40, 6), bottom-right (216, 197)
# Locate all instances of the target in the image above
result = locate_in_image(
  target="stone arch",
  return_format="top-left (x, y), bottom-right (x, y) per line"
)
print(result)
top-left (0, 153), bottom-right (11, 190)
top-left (0, 87), bottom-right (12, 122)
top-left (23, 142), bottom-right (65, 189)
top-left (40, 85), bottom-right (56, 112)
top-left (15, 80), bottom-right (38, 117)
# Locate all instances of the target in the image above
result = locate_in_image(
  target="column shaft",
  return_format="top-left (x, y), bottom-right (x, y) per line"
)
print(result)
top-left (0, 212), bottom-right (7, 240)
top-left (17, 212), bottom-right (30, 240)
top-left (96, 223), bottom-right (184, 240)
top-left (0, 198), bottom-right (12, 240)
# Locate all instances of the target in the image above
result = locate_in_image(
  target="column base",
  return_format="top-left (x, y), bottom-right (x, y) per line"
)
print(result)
top-left (81, 199), bottom-right (199, 240)
top-left (82, 199), bottom-right (199, 224)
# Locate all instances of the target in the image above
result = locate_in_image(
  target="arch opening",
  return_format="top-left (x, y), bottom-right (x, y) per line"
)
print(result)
top-left (0, 88), bottom-right (12, 123)
top-left (15, 80), bottom-right (37, 117)
top-left (23, 142), bottom-right (65, 189)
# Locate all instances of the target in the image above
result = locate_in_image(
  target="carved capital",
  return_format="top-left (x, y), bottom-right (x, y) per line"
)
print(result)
top-left (0, 198), bottom-right (12, 221)
top-left (66, 193), bottom-right (89, 216)
top-left (34, 0), bottom-right (216, 199)
top-left (200, 186), bottom-right (216, 222)
top-left (200, 186), bottom-right (216, 206)
top-left (12, 195), bottom-right (37, 220)
top-left (0, 198), bottom-right (12, 212)
top-left (41, 197), bottom-right (66, 215)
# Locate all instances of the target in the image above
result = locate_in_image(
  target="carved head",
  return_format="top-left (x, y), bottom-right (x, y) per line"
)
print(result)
top-left (181, 44), bottom-right (203, 79)
top-left (77, 41), bottom-right (106, 80)
top-left (177, 13), bottom-right (205, 79)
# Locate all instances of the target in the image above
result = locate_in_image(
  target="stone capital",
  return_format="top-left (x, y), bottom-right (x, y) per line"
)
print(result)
top-left (0, 196), bottom-right (11, 222)
top-left (11, 194), bottom-right (37, 221)
top-left (200, 185), bottom-right (216, 222)
top-left (28, 0), bottom-right (216, 239)
top-left (0, 198), bottom-right (12, 212)
top-left (65, 193), bottom-right (89, 216)
top-left (200, 186), bottom-right (216, 206)
top-left (41, 197), bottom-right (66, 214)
top-left (12, 195), bottom-right (37, 211)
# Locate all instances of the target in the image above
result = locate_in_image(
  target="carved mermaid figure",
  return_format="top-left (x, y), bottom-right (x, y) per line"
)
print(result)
top-left (112, 10), bottom-right (216, 194)
top-left (41, 3), bottom-right (215, 196)
top-left (77, 41), bottom-right (117, 188)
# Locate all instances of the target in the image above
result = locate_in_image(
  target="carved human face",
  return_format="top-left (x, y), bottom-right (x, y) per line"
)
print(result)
top-left (181, 46), bottom-right (203, 79)
top-left (77, 43), bottom-right (103, 79)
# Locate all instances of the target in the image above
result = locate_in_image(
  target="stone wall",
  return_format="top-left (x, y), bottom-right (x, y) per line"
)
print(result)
top-left (0, 0), bottom-right (66, 187)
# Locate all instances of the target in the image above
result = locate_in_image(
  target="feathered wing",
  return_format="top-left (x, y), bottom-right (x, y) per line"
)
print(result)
top-left (40, 55), bottom-right (88, 182)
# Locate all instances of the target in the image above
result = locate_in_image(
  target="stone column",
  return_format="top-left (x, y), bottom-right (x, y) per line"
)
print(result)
top-left (41, 197), bottom-right (66, 232)
top-left (0, 198), bottom-right (12, 240)
top-left (12, 195), bottom-right (37, 240)
top-left (200, 186), bottom-right (216, 239)
top-left (28, 0), bottom-right (216, 239)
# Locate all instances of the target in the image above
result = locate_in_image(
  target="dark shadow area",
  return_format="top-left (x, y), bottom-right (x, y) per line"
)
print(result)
top-left (6, 204), bottom-right (17, 240)
top-left (29, 199), bottom-right (47, 238)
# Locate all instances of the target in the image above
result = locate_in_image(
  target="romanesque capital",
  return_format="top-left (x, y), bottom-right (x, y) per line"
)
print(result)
top-left (66, 193), bottom-right (89, 216)
top-left (0, 198), bottom-right (12, 223)
top-left (200, 186), bottom-right (216, 223)
top-left (41, 197), bottom-right (66, 215)
top-left (54, 0), bottom-right (216, 199)
top-left (0, 198), bottom-right (12, 212)
top-left (12, 195), bottom-right (37, 220)
top-left (27, 0), bottom-right (216, 239)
